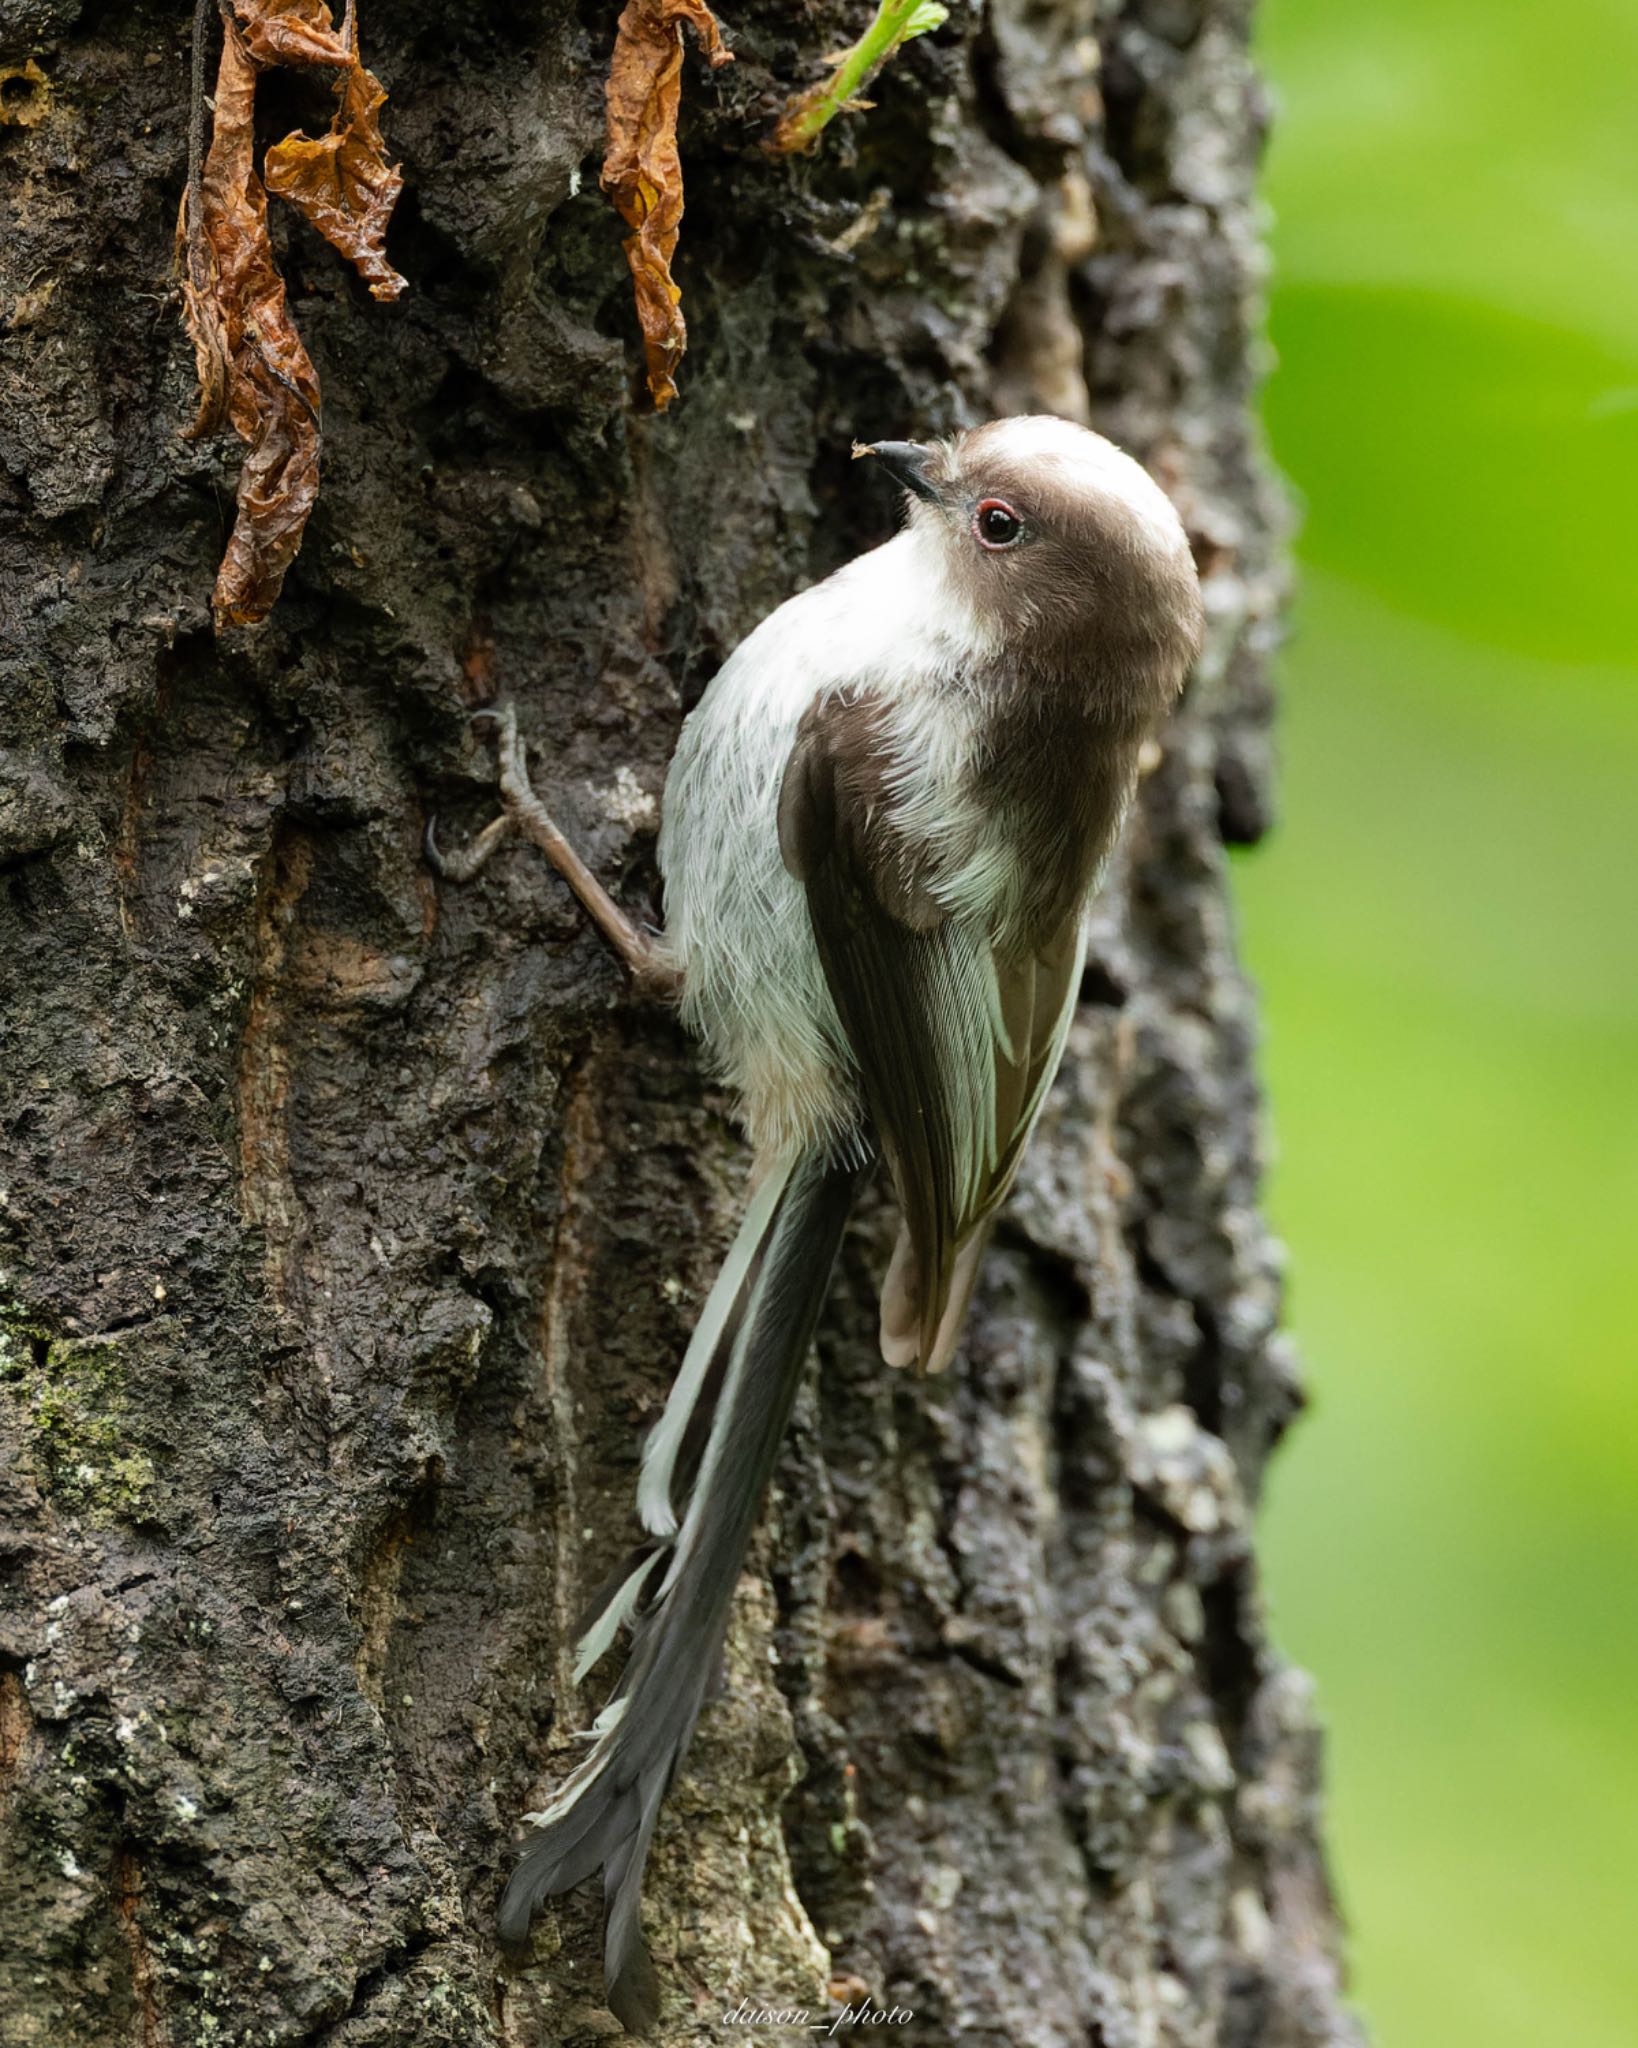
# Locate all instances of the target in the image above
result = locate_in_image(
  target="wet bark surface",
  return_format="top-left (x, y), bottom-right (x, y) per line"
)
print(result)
top-left (0, 2), bottom-right (1362, 2043)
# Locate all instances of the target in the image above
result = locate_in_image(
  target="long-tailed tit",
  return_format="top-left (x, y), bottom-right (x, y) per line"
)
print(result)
top-left (429, 414), bottom-right (1204, 2030)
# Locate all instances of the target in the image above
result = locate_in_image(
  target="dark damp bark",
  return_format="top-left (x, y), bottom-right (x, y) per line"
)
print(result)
top-left (0, 2), bottom-right (1363, 2044)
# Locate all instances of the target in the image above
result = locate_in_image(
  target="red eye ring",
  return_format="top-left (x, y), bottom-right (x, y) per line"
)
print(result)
top-left (973, 499), bottom-right (1024, 549)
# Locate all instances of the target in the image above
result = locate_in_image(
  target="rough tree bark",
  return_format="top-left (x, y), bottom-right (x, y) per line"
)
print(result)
top-left (0, 3), bottom-right (1363, 2044)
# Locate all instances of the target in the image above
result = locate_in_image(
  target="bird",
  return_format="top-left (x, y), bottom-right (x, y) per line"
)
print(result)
top-left (429, 414), bottom-right (1204, 2031)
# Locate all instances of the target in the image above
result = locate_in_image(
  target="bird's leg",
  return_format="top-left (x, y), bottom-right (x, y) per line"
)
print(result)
top-left (426, 705), bottom-right (681, 1003)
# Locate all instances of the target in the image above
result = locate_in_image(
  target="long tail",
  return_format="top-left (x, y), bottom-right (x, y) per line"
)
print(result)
top-left (499, 1147), bottom-right (865, 2032)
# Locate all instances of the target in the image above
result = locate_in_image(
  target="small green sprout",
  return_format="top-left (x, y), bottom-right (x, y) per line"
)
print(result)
top-left (771, 0), bottom-right (950, 154)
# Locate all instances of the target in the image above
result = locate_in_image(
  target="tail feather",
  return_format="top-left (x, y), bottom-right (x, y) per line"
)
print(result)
top-left (500, 1148), bottom-right (866, 2030)
top-left (636, 1158), bottom-right (789, 1538)
top-left (601, 1771), bottom-right (665, 2033)
top-left (571, 1542), bottom-right (667, 1685)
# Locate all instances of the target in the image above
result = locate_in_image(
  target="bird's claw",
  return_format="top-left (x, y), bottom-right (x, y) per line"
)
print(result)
top-left (425, 700), bottom-right (680, 1002)
top-left (423, 705), bottom-right (526, 882)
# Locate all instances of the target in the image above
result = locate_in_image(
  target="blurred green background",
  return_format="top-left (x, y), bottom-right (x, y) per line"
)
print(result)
top-left (1239, 2), bottom-right (1638, 2044)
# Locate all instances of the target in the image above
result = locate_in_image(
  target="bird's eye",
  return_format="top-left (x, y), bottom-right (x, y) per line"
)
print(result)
top-left (974, 499), bottom-right (1023, 549)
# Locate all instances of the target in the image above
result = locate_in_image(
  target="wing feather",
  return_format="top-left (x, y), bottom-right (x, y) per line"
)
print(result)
top-left (779, 692), bottom-right (1085, 1368)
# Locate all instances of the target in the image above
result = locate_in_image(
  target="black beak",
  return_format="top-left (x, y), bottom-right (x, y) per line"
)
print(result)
top-left (855, 439), bottom-right (940, 504)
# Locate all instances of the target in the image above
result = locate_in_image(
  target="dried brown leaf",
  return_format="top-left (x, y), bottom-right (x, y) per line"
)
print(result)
top-left (185, 15), bottom-right (322, 629)
top-left (176, 186), bottom-right (233, 442)
top-left (179, 1), bottom-right (404, 628)
top-left (601, 0), bottom-right (732, 412)
top-left (263, 20), bottom-right (406, 300)
top-left (229, 0), bottom-right (351, 69)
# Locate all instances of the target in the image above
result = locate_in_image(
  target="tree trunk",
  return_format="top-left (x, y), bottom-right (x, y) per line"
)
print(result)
top-left (0, 2), bottom-right (1362, 2043)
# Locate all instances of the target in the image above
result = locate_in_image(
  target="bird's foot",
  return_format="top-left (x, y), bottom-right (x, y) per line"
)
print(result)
top-left (426, 704), bottom-right (681, 1003)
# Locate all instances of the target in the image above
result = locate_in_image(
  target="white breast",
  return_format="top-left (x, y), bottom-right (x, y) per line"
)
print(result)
top-left (657, 523), bottom-right (992, 1162)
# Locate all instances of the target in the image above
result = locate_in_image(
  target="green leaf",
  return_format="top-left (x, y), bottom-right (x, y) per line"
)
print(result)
top-left (899, 1), bottom-right (949, 37)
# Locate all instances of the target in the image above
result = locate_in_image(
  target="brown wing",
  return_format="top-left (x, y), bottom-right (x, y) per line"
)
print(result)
top-left (778, 691), bottom-right (1085, 1371)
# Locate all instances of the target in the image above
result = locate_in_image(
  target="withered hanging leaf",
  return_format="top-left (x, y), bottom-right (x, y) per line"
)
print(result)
top-left (601, 0), bottom-right (732, 412)
top-left (179, 0), bottom-right (404, 628)
top-left (175, 187), bottom-right (233, 442)
top-left (229, 0), bottom-right (351, 69)
top-left (263, 17), bottom-right (406, 300)
top-left (182, 15), bottom-right (322, 629)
